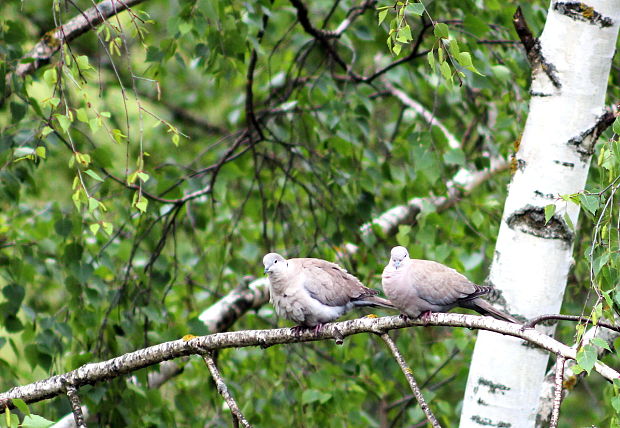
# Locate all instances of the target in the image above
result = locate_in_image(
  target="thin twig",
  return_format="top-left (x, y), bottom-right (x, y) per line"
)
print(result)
top-left (202, 353), bottom-right (251, 428)
top-left (550, 355), bottom-right (565, 428)
top-left (63, 382), bottom-right (87, 428)
top-left (379, 333), bottom-right (441, 428)
top-left (524, 314), bottom-right (620, 334)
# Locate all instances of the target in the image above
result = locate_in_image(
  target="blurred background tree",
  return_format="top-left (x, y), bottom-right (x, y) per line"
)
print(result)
top-left (0, 0), bottom-right (618, 426)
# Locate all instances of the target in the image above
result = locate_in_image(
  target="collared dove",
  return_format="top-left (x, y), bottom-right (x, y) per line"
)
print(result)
top-left (263, 252), bottom-right (395, 331)
top-left (382, 246), bottom-right (518, 323)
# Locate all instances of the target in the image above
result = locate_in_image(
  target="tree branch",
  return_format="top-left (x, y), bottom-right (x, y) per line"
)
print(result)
top-left (3, 0), bottom-right (147, 103)
top-left (203, 353), bottom-right (252, 428)
top-left (379, 333), bottom-right (441, 428)
top-left (549, 354), bottom-right (565, 428)
top-left (63, 382), bottom-right (87, 428)
top-left (1, 313), bottom-right (618, 412)
top-left (382, 80), bottom-right (461, 149)
top-left (536, 321), bottom-right (620, 426)
top-left (525, 314), bottom-right (620, 333)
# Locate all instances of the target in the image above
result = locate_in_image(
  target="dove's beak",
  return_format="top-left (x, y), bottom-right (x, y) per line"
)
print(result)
top-left (264, 267), bottom-right (269, 274)
top-left (393, 260), bottom-right (401, 269)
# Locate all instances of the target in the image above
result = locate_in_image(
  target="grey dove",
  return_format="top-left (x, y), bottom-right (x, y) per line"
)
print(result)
top-left (382, 246), bottom-right (518, 323)
top-left (263, 252), bottom-right (395, 331)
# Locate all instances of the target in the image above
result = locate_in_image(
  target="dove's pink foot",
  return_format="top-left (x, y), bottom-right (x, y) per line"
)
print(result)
top-left (420, 310), bottom-right (433, 324)
top-left (313, 323), bottom-right (324, 334)
top-left (290, 325), bottom-right (306, 335)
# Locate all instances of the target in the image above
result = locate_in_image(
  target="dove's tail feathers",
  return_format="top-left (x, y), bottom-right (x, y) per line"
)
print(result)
top-left (466, 298), bottom-right (520, 324)
top-left (353, 295), bottom-right (397, 310)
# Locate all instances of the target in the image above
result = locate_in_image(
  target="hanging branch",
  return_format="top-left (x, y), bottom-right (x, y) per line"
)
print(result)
top-left (62, 381), bottom-right (87, 428)
top-left (549, 355), bottom-right (565, 428)
top-left (379, 333), bottom-right (441, 428)
top-left (202, 353), bottom-right (252, 428)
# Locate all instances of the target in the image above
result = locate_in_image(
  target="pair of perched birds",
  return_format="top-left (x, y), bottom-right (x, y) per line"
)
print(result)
top-left (262, 246), bottom-right (518, 331)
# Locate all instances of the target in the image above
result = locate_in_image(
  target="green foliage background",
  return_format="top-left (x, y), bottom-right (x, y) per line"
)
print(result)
top-left (0, 0), bottom-right (619, 426)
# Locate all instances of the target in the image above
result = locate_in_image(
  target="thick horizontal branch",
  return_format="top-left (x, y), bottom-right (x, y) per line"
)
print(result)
top-left (1, 313), bottom-right (618, 411)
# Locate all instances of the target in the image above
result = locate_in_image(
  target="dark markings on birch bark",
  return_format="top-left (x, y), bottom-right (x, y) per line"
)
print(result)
top-left (513, 7), bottom-right (561, 89)
top-left (553, 2), bottom-right (613, 28)
top-left (533, 190), bottom-right (556, 199)
top-left (567, 110), bottom-right (616, 162)
top-left (477, 377), bottom-right (511, 395)
top-left (470, 414), bottom-right (513, 427)
top-left (506, 205), bottom-right (573, 242)
top-left (553, 160), bottom-right (575, 168)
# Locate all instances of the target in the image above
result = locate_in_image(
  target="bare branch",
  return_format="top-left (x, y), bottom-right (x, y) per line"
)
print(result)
top-left (199, 278), bottom-right (270, 333)
top-left (382, 80), bottom-right (461, 149)
top-left (379, 333), bottom-right (441, 427)
top-left (549, 355), bottom-right (565, 428)
top-left (203, 353), bottom-right (252, 428)
top-left (1, 313), bottom-right (619, 412)
top-left (525, 313), bottom-right (620, 334)
top-left (357, 156), bottom-right (509, 239)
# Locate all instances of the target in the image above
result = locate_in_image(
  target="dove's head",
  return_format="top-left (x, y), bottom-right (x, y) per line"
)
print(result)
top-left (390, 246), bottom-right (410, 270)
top-left (263, 252), bottom-right (287, 275)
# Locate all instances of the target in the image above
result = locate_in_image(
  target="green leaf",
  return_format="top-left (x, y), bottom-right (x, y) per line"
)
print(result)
top-left (443, 148), bottom-right (466, 166)
top-left (455, 52), bottom-right (472, 67)
top-left (612, 395), bottom-right (620, 414)
top-left (41, 126), bottom-right (54, 137)
top-left (21, 414), bottom-right (55, 428)
top-left (55, 114), bottom-right (72, 134)
top-left (84, 169), bottom-right (104, 182)
top-left (427, 50), bottom-right (435, 70)
top-left (409, 2), bottom-right (424, 15)
top-left (397, 25), bottom-right (412, 43)
top-left (392, 43), bottom-right (402, 56)
top-left (378, 9), bottom-right (388, 26)
top-left (590, 337), bottom-right (611, 351)
top-left (301, 389), bottom-right (331, 405)
top-left (3, 284), bottom-right (25, 308)
top-left (576, 344), bottom-right (597, 374)
top-left (102, 222), bottom-right (113, 235)
top-left (10, 101), bottom-right (27, 123)
top-left (440, 61), bottom-right (452, 81)
top-left (612, 117), bottom-right (620, 134)
top-left (448, 39), bottom-right (460, 57)
top-left (563, 212), bottom-right (574, 231)
top-left (396, 225), bottom-right (412, 247)
top-left (11, 399), bottom-right (29, 416)
top-left (89, 223), bottom-right (100, 235)
top-left (579, 194), bottom-right (599, 216)
top-left (433, 23), bottom-right (449, 39)
top-left (35, 147), bottom-right (46, 159)
top-left (491, 65), bottom-right (511, 81)
top-left (544, 204), bottom-right (555, 224)
top-left (43, 68), bottom-right (57, 86)
top-left (593, 252), bottom-right (610, 276)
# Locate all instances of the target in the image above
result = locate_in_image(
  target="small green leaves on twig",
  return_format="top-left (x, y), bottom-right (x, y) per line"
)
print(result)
top-left (377, 1), bottom-right (483, 85)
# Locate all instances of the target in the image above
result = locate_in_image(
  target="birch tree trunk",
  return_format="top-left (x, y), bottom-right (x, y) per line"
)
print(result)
top-left (459, 2), bottom-right (620, 426)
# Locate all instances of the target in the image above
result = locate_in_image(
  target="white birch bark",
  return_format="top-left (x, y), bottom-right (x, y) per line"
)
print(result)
top-left (460, 1), bottom-right (620, 426)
